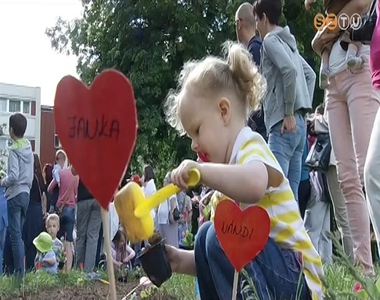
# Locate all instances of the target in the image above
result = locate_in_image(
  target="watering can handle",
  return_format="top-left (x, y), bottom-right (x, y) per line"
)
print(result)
top-left (134, 168), bottom-right (201, 218)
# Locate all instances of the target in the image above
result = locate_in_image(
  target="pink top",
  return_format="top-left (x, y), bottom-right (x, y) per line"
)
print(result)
top-left (370, 1), bottom-right (380, 89)
top-left (48, 168), bottom-right (79, 208)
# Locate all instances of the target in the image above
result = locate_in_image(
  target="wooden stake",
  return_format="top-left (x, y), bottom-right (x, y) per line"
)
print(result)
top-left (101, 207), bottom-right (117, 300)
top-left (232, 270), bottom-right (239, 300)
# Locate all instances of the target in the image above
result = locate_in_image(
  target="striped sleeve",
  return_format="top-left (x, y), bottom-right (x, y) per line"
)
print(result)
top-left (236, 136), bottom-right (284, 176)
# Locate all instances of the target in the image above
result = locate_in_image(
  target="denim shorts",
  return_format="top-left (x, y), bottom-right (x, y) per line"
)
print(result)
top-left (58, 206), bottom-right (75, 242)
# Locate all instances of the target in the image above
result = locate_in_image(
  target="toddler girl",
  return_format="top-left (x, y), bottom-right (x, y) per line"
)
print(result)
top-left (164, 42), bottom-right (324, 299)
top-left (49, 150), bottom-right (68, 213)
top-left (52, 150), bottom-right (67, 188)
top-left (111, 228), bottom-right (135, 277)
top-left (33, 232), bottom-right (58, 274)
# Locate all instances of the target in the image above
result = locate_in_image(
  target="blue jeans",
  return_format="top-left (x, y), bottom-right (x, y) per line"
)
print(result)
top-left (7, 192), bottom-right (30, 275)
top-left (268, 113), bottom-right (306, 202)
top-left (0, 227), bottom-right (6, 275)
top-left (194, 222), bottom-right (311, 300)
top-left (58, 206), bottom-right (76, 242)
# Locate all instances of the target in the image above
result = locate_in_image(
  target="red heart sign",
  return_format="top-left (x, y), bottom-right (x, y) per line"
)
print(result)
top-left (214, 200), bottom-right (270, 271)
top-left (54, 70), bottom-right (138, 210)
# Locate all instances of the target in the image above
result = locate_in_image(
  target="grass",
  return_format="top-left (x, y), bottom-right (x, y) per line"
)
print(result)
top-left (0, 264), bottom-right (370, 299)
top-left (0, 269), bottom-right (90, 299)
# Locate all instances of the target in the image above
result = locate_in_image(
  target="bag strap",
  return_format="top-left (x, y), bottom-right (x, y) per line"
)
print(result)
top-left (366, 0), bottom-right (377, 16)
top-left (60, 176), bottom-right (77, 208)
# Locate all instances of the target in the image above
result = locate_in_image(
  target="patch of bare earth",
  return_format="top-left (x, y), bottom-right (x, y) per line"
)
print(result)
top-left (9, 281), bottom-right (177, 300)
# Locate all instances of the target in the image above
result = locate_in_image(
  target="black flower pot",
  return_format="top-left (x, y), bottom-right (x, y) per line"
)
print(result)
top-left (138, 239), bottom-right (172, 287)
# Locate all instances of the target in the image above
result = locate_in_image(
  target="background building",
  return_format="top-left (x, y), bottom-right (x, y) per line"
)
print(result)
top-left (40, 105), bottom-right (60, 167)
top-left (0, 82), bottom-right (41, 169)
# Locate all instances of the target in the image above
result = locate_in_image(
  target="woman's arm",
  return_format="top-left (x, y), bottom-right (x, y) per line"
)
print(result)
top-left (312, 24), bottom-right (340, 55)
top-left (170, 196), bottom-right (177, 213)
top-left (169, 196), bottom-right (177, 223)
top-left (47, 179), bottom-right (57, 194)
top-left (330, 0), bottom-right (372, 34)
top-left (41, 192), bottom-right (47, 216)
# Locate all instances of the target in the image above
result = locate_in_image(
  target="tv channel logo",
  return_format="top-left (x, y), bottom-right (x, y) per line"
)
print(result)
top-left (314, 13), bottom-right (362, 31)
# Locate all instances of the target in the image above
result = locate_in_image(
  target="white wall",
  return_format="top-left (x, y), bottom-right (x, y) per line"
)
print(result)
top-left (0, 82), bottom-right (41, 155)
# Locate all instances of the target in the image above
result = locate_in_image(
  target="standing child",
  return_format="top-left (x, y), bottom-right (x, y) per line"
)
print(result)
top-left (1, 113), bottom-right (33, 275)
top-left (46, 214), bottom-right (65, 269)
top-left (164, 42), bottom-right (323, 299)
top-left (33, 232), bottom-right (58, 274)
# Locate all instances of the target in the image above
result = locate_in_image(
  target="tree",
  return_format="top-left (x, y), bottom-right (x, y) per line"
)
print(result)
top-left (46, 0), bottom-right (323, 184)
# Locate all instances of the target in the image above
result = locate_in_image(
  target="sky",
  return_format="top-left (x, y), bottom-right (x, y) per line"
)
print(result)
top-left (0, 0), bottom-right (83, 105)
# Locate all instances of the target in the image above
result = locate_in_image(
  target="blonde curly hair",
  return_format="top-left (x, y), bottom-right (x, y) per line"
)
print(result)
top-left (164, 41), bottom-right (266, 136)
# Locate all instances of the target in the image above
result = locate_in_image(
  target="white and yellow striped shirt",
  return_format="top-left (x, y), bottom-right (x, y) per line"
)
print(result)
top-left (210, 127), bottom-right (324, 300)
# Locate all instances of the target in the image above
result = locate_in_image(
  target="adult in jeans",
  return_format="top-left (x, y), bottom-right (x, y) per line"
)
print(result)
top-left (0, 187), bottom-right (7, 275)
top-left (254, 0), bottom-right (315, 201)
top-left (48, 166), bottom-right (79, 272)
top-left (311, 0), bottom-right (379, 275)
top-left (365, 0), bottom-right (380, 260)
top-left (75, 179), bottom-right (101, 273)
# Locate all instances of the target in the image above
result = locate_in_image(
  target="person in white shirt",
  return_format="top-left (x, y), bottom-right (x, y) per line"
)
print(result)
top-left (156, 172), bottom-right (179, 247)
top-left (141, 165), bottom-right (157, 220)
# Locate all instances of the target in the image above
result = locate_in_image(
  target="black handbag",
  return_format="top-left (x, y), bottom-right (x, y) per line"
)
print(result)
top-left (350, 0), bottom-right (377, 44)
top-left (172, 207), bottom-right (180, 221)
top-left (168, 198), bottom-right (180, 223)
top-left (305, 133), bottom-right (332, 172)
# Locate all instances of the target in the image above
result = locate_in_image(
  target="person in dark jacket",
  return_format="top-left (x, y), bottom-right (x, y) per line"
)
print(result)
top-left (235, 2), bottom-right (267, 140)
top-left (22, 154), bottom-right (45, 271)
top-left (75, 180), bottom-right (101, 273)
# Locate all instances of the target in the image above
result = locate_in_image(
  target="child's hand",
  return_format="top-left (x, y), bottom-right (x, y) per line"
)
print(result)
top-left (304, 0), bottom-right (314, 10)
top-left (171, 160), bottom-right (200, 190)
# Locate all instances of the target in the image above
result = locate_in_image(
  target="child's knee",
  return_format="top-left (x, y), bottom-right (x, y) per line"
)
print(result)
top-left (194, 221), bottom-right (212, 251)
top-left (204, 224), bottom-right (221, 256)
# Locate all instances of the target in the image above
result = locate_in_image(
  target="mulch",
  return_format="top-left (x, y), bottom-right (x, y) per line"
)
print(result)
top-left (8, 281), bottom-right (177, 300)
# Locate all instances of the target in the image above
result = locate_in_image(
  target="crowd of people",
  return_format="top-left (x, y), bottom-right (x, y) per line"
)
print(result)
top-left (0, 136), bottom-right (194, 280)
top-left (162, 0), bottom-right (380, 299)
top-left (0, 0), bottom-right (380, 299)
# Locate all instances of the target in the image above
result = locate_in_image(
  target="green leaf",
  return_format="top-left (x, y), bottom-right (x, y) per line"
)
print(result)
top-left (356, 289), bottom-right (368, 299)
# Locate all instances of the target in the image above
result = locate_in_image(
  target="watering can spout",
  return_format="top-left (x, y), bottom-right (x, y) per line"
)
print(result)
top-left (134, 168), bottom-right (201, 218)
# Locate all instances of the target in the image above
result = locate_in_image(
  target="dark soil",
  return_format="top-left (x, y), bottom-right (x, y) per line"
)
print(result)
top-left (7, 281), bottom-right (177, 300)
top-left (148, 231), bottom-right (162, 247)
